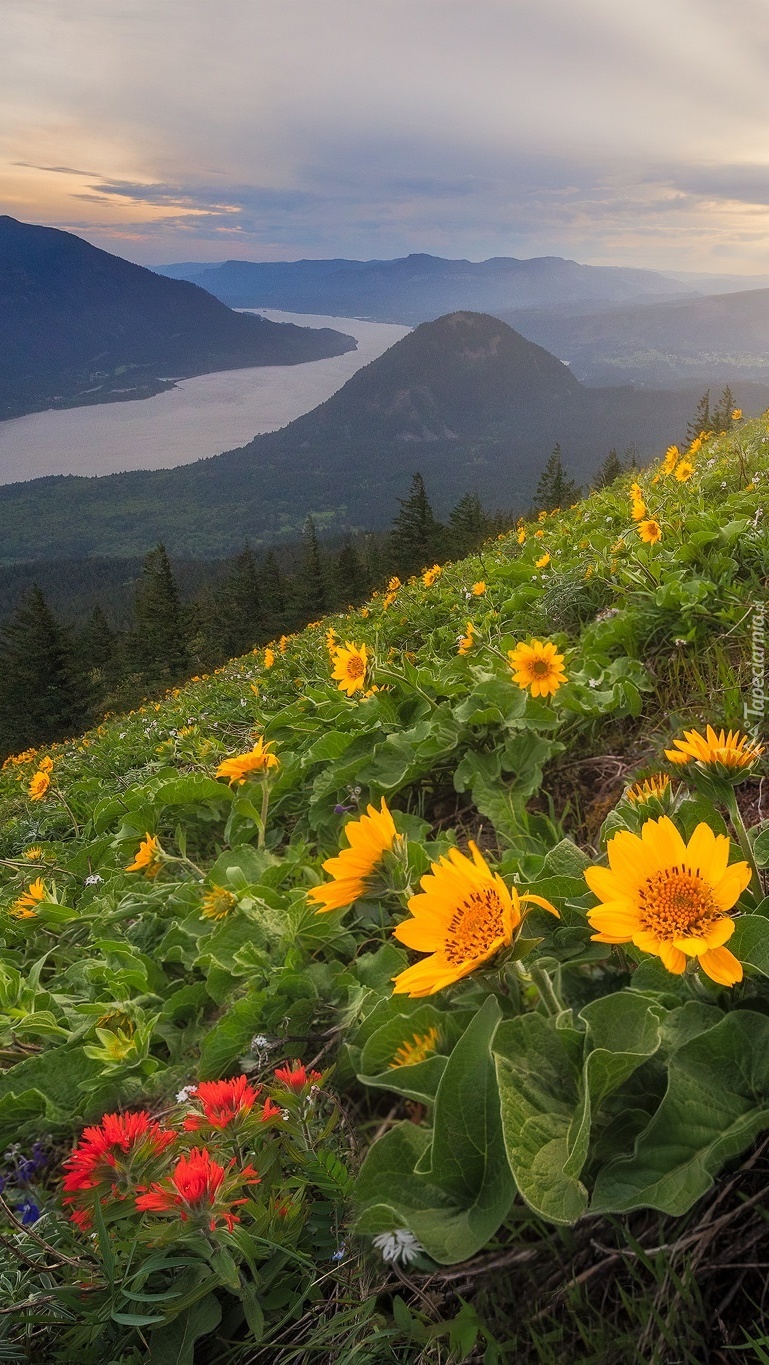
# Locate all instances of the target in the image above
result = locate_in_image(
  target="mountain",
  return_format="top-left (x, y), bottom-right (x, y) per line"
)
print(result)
top-left (0, 217), bottom-right (356, 420)
top-left (154, 252), bottom-right (695, 324)
top-left (501, 286), bottom-right (769, 386)
top-left (1, 311), bottom-right (768, 563)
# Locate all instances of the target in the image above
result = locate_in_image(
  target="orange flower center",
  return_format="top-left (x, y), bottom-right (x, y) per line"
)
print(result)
top-left (637, 866), bottom-right (721, 940)
top-left (531, 659), bottom-right (551, 677)
top-left (444, 889), bottom-right (505, 964)
top-left (346, 656), bottom-right (365, 679)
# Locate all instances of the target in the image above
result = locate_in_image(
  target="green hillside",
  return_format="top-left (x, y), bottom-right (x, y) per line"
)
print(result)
top-left (0, 415), bottom-right (767, 1361)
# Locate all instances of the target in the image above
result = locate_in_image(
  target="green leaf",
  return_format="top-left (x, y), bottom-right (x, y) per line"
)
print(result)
top-left (148, 1292), bottom-right (222, 1365)
top-left (542, 839), bottom-right (592, 880)
top-left (198, 989), bottom-right (267, 1078)
top-left (751, 827), bottom-right (769, 868)
top-left (429, 997), bottom-right (509, 1205)
top-left (494, 1013), bottom-right (587, 1224)
top-left (153, 776), bottom-right (234, 807)
top-left (728, 915), bottom-right (769, 976)
top-left (592, 1010), bottom-right (769, 1215)
top-left (303, 730), bottom-right (356, 764)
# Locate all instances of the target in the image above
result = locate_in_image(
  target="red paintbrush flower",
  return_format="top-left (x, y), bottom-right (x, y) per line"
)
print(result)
top-left (260, 1097), bottom-right (282, 1122)
top-left (182, 1075), bottom-right (258, 1131)
top-left (273, 1061), bottom-right (323, 1092)
top-left (62, 1111), bottom-right (175, 1227)
top-left (136, 1148), bottom-right (261, 1233)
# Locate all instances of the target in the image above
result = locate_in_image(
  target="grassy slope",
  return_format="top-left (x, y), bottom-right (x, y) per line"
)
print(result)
top-left (0, 416), bottom-right (766, 1360)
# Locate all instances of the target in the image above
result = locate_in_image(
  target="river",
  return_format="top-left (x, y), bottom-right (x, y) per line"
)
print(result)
top-left (0, 310), bottom-right (410, 485)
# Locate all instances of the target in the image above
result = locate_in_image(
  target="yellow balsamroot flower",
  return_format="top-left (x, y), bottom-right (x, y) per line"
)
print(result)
top-left (535, 552), bottom-right (551, 569)
top-left (390, 1025), bottom-right (441, 1069)
top-left (585, 816), bottom-right (751, 986)
top-left (626, 774), bottom-right (671, 805)
top-left (457, 622), bottom-right (476, 655)
top-left (732, 408), bottom-right (743, 421)
top-left (387, 576), bottom-right (402, 593)
top-left (331, 641), bottom-right (369, 696)
top-left (664, 725), bottom-right (764, 775)
top-left (263, 647), bottom-right (275, 669)
top-left (662, 445), bottom-right (679, 474)
top-left (638, 519), bottom-right (662, 544)
top-left (23, 847), bottom-right (43, 861)
top-left (631, 498), bottom-right (646, 521)
top-left (216, 737), bottom-right (279, 785)
top-left (471, 581), bottom-right (486, 596)
top-left (308, 798), bottom-right (398, 913)
top-left (674, 459), bottom-right (694, 483)
top-left (508, 639), bottom-right (567, 698)
top-left (517, 528), bottom-right (526, 545)
top-left (200, 885), bottom-right (237, 920)
top-left (422, 564), bottom-right (442, 586)
top-left (325, 627), bottom-right (338, 654)
top-left (382, 591), bottom-right (398, 610)
top-left (391, 842), bottom-right (558, 997)
top-left (28, 768), bottom-right (51, 801)
top-left (10, 878), bottom-right (47, 919)
top-left (126, 833), bottom-right (163, 878)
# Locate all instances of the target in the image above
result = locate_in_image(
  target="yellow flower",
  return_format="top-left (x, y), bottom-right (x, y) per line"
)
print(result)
top-left (626, 774), bottom-right (671, 805)
top-left (279, 635), bottom-right (289, 653)
top-left (471, 581), bottom-right (486, 596)
top-left (10, 878), bottom-right (47, 919)
top-left (631, 497), bottom-right (646, 521)
top-left (537, 509), bottom-right (548, 522)
top-left (534, 529), bottom-right (545, 540)
top-left (732, 408), bottom-right (743, 421)
top-left (535, 552), bottom-right (551, 569)
top-left (23, 847), bottom-right (43, 861)
top-left (664, 725), bottom-right (764, 774)
top-left (264, 647), bottom-right (275, 669)
top-left (390, 1025), bottom-right (441, 1068)
top-left (28, 769), bottom-right (51, 801)
top-left (457, 622), bottom-right (476, 655)
top-left (308, 798), bottom-right (398, 912)
top-left (584, 565), bottom-right (594, 579)
top-left (517, 528), bottom-right (526, 545)
top-left (126, 834), bottom-right (163, 878)
top-left (508, 639), bottom-right (567, 697)
top-left (585, 816), bottom-right (751, 986)
top-left (382, 591), bottom-right (398, 610)
top-left (331, 641), bottom-right (369, 696)
top-left (391, 842), bottom-right (558, 996)
top-left (387, 576), bottom-right (402, 593)
top-left (38, 756), bottom-right (54, 773)
top-left (216, 737), bottom-right (279, 784)
top-left (688, 435), bottom-right (704, 456)
top-left (422, 564), bottom-right (442, 586)
top-left (675, 459), bottom-right (694, 482)
top-left (360, 606), bottom-right (370, 618)
top-left (201, 885), bottom-right (237, 920)
top-left (638, 519), bottom-right (662, 544)
top-left (662, 445), bottom-right (679, 474)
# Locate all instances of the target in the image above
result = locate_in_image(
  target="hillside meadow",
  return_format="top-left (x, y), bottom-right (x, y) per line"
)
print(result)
top-left (0, 416), bottom-right (767, 1363)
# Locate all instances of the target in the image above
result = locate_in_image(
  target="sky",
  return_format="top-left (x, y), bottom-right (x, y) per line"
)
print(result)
top-left (4, 0), bottom-right (769, 273)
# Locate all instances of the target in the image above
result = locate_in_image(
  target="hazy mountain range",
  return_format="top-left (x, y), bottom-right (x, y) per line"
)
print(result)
top-left (159, 252), bottom-right (769, 387)
top-left (0, 217), bottom-right (356, 421)
top-left (3, 310), bottom-right (768, 564)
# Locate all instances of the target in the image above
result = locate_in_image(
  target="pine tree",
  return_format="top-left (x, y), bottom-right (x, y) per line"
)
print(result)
top-left (210, 544), bottom-right (263, 660)
top-left (593, 448), bottom-right (624, 490)
top-left (293, 517), bottom-right (329, 620)
top-left (74, 605), bottom-right (118, 714)
top-left (128, 544), bottom-right (189, 686)
top-left (533, 445), bottom-right (580, 513)
top-left (389, 473), bottom-right (441, 577)
top-left (711, 385), bottom-right (736, 434)
top-left (259, 550), bottom-right (286, 635)
top-left (334, 540), bottom-right (369, 607)
top-left (0, 586), bottom-right (87, 756)
top-left (686, 390), bottom-right (711, 445)
top-left (447, 492), bottom-right (488, 557)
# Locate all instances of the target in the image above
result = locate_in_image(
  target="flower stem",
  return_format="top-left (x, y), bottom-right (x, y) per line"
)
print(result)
top-left (257, 781), bottom-right (271, 850)
top-left (528, 961), bottom-right (564, 1016)
top-left (725, 791), bottom-right (764, 901)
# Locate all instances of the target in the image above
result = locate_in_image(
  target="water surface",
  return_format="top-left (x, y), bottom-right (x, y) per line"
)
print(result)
top-left (0, 310), bottom-right (410, 485)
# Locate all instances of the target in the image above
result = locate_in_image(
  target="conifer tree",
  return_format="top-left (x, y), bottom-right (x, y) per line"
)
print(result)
top-left (210, 544), bottom-right (263, 660)
top-left (533, 444), bottom-right (580, 513)
top-left (711, 385), bottom-right (736, 434)
top-left (593, 448), bottom-right (624, 490)
top-left (294, 517), bottom-right (328, 620)
top-left (686, 390), bottom-right (711, 444)
top-left (447, 492), bottom-right (488, 556)
top-left (128, 544), bottom-right (189, 686)
top-left (259, 550), bottom-right (286, 634)
top-left (0, 586), bottom-right (86, 756)
top-left (74, 605), bottom-right (118, 714)
top-left (389, 473), bottom-right (441, 577)
top-left (334, 540), bottom-right (368, 607)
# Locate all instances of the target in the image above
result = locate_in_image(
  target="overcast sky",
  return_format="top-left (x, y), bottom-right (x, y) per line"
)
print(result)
top-left (4, 0), bottom-right (769, 272)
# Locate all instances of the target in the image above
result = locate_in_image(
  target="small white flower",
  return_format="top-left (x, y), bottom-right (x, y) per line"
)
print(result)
top-left (721, 481), bottom-right (728, 489)
top-left (118, 732), bottom-right (126, 739)
top-left (281, 1109), bottom-right (290, 1121)
top-left (372, 1228), bottom-right (424, 1265)
top-left (84, 874), bottom-right (103, 886)
top-left (240, 698), bottom-right (247, 706)
top-left (331, 1244), bottom-right (347, 1262)
top-left (175, 1085), bottom-right (197, 1103)
top-left (252, 1034), bottom-right (271, 1049)
top-left (588, 679), bottom-right (600, 689)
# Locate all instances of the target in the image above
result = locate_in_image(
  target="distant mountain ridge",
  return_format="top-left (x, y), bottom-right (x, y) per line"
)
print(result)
top-left (0, 217), bottom-right (356, 420)
top-left (155, 252), bottom-right (694, 324)
top-left (2, 310), bottom-right (769, 564)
